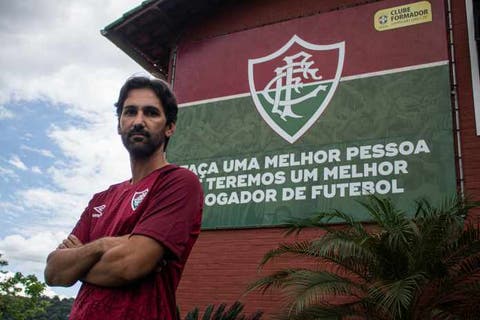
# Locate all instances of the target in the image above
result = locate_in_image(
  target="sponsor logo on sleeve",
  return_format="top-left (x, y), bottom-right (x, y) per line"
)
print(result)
top-left (92, 204), bottom-right (106, 218)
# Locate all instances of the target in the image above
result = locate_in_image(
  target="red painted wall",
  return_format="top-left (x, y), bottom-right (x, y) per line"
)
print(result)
top-left (450, 0), bottom-right (480, 220)
top-left (174, 0), bottom-right (480, 317)
top-left (177, 228), bottom-right (325, 317)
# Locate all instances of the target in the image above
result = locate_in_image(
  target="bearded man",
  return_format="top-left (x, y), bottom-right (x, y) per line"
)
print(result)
top-left (44, 76), bottom-right (203, 320)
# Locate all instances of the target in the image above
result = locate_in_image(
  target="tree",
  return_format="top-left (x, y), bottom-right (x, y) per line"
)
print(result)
top-left (30, 296), bottom-right (74, 320)
top-left (248, 196), bottom-right (480, 320)
top-left (182, 301), bottom-right (263, 320)
top-left (0, 255), bottom-right (49, 320)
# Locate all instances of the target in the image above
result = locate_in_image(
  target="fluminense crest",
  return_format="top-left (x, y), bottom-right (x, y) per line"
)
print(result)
top-left (131, 188), bottom-right (149, 210)
top-left (248, 35), bottom-right (345, 143)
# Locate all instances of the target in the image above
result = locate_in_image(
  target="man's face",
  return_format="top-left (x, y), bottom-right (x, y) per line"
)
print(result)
top-left (118, 88), bottom-right (175, 159)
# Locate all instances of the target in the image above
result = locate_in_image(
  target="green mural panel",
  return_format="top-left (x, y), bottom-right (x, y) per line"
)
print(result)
top-left (169, 65), bottom-right (456, 228)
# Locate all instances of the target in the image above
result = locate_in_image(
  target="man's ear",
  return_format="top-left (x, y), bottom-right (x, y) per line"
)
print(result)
top-left (165, 122), bottom-right (176, 137)
top-left (117, 121), bottom-right (121, 135)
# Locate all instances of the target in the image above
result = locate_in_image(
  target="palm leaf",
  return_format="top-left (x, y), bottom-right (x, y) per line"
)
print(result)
top-left (258, 241), bottom-right (316, 266)
top-left (212, 303), bottom-right (227, 320)
top-left (249, 195), bottom-right (480, 320)
top-left (368, 273), bottom-right (427, 319)
top-left (281, 270), bottom-right (366, 313)
top-left (201, 304), bottom-right (215, 320)
top-left (247, 268), bottom-right (303, 294)
top-left (185, 307), bottom-right (200, 320)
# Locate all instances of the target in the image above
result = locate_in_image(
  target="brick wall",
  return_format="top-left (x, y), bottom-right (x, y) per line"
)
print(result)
top-left (177, 227), bottom-right (324, 318)
top-left (451, 0), bottom-right (480, 221)
top-left (176, 0), bottom-right (480, 318)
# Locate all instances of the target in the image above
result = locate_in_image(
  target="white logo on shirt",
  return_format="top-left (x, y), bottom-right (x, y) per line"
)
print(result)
top-left (131, 188), bottom-right (149, 210)
top-left (92, 204), bottom-right (106, 218)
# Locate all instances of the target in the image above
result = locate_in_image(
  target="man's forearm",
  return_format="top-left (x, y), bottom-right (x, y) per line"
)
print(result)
top-left (82, 244), bottom-right (137, 287)
top-left (44, 239), bottom-right (105, 287)
top-left (82, 235), bottom-right (164, 287)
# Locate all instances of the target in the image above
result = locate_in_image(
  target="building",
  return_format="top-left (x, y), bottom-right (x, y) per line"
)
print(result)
top-left (102, 0), bottom-right (480, 317)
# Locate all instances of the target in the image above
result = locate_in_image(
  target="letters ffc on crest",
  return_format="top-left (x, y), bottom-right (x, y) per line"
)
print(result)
top-left (248, 35), bottom-right (345, 144)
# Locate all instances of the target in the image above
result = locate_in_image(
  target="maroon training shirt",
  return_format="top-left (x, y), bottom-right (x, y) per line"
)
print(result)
top-left (69, 165), bottom-right (203, 320)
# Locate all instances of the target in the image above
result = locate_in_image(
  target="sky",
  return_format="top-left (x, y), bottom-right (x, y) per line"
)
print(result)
top-left (0, 0), bottom-right (147, 298)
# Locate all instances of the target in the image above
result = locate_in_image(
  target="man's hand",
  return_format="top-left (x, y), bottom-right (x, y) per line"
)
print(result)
top-left (45, 234), bottom-right (128, 287)
top-left (45, 237), bottom-right (104, 287)
top-left (56, 234), bottom-right (129, 250)
top-left (57, 234), bottom-right (83, 249)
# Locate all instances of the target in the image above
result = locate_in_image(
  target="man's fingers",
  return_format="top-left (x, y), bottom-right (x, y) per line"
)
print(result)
top-left (68, 234), bottom-right (83, 246)
top-left (60, 235), bottom-right (83, 249)
top-left (63, 239), bottom-right (73, 248)
top-left (55, 235), bottom-right (83, 249)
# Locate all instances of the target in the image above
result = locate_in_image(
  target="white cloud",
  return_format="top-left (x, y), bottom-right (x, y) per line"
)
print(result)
top-left (31, 166), bottom-right (42, 174)
top-left (43, 286), bottom-right (66, 299)
top-left (0, 106), bottom-right (13, 119)
top-left (0, 232), bottom-right (67, 289)
top-left (0, 0), bottom-right (141, 116)
top-left (0, 0), bottom-right (148, 290)
top-left (0, 0), bottom-right (140, 222)
top-left (0, 232), bottom-right (66, 264)
top-left (8, 155), bottom-right (28, 171)
top-left (0, 201), bottom-right (22, 214)
top-left (0, 231), bottom-right (79, 298)
top-left (0, 0), bottom-right (137, 229)
top-left (48, 122), bottom-right (130, 195)
top-left (9, 65), bottom-right (132, 122)
top-left (21, 145), bottom-right (54, 158)
top-left (0, 202), bottom-right (23, 223)
top-left (0, 166), bottom-right (18, 182)
top-left (18, 188), bottom-right (86, 228)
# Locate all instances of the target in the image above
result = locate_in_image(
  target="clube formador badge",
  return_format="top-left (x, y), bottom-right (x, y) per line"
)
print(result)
top-left (248, 35), bottom-right (345, 144)
top-left (131, 188), bottom-right (149, 210)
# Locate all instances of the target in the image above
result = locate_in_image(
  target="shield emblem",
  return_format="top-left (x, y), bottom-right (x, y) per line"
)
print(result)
top-left (131, 188), bottom-right (149, 210)
top-left (248, 35), bottom-right (345, 143)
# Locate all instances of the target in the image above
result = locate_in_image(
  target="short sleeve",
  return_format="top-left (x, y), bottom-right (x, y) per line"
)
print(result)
top-left (132, 168), bottom-right (203, 262)
top-left (71, 191), bottom-right (108, 244)
top-left (71, 203), bottom-right (93, 244)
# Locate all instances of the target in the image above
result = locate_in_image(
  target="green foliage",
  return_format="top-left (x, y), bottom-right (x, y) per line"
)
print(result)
top-left (30, 296), bottom-right (74, 320)
top-left (182, 301), bottom-right (263, 320)
top-left (0, 255), bottom-right (49, 320)
top-left (248, 195), bottom-right (480, 320)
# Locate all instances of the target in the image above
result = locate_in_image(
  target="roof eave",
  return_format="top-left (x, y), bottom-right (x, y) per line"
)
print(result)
top-left (101, 28), bottom-right (166, 79)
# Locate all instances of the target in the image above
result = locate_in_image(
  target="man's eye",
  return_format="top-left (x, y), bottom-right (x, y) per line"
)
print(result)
top-left (145, 109), bottom-right (160, 116)
top-left (123, 109), bottom-right (136, 116)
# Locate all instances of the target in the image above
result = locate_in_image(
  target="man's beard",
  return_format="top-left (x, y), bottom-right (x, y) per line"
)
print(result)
top-left (121, 127), bottom-right (165, 159)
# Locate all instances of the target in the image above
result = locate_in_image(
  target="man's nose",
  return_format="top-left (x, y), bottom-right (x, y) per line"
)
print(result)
top-left (133, 111), bottom-right (146, 126)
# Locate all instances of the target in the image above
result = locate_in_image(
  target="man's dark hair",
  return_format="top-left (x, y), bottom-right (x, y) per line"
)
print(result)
top-left (115, 76), bottom-right (178, 151)
top-left (115, 76), bottom-right (178, 124)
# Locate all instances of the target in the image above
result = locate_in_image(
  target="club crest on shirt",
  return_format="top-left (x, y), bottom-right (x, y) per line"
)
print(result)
top-left (131, 188), bottom-right (149, 210)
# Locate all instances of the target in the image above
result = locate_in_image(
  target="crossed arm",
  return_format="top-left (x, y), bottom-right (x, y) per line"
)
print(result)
top-left (44, 234), bottom-right (165, 287)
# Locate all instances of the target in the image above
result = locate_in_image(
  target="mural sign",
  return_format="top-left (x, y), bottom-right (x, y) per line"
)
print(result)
top-left (170, 0), bottom-right (457, 228)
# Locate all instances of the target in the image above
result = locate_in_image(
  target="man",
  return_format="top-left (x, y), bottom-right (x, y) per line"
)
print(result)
top-left (44, 76), bottom-right (203, 320)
